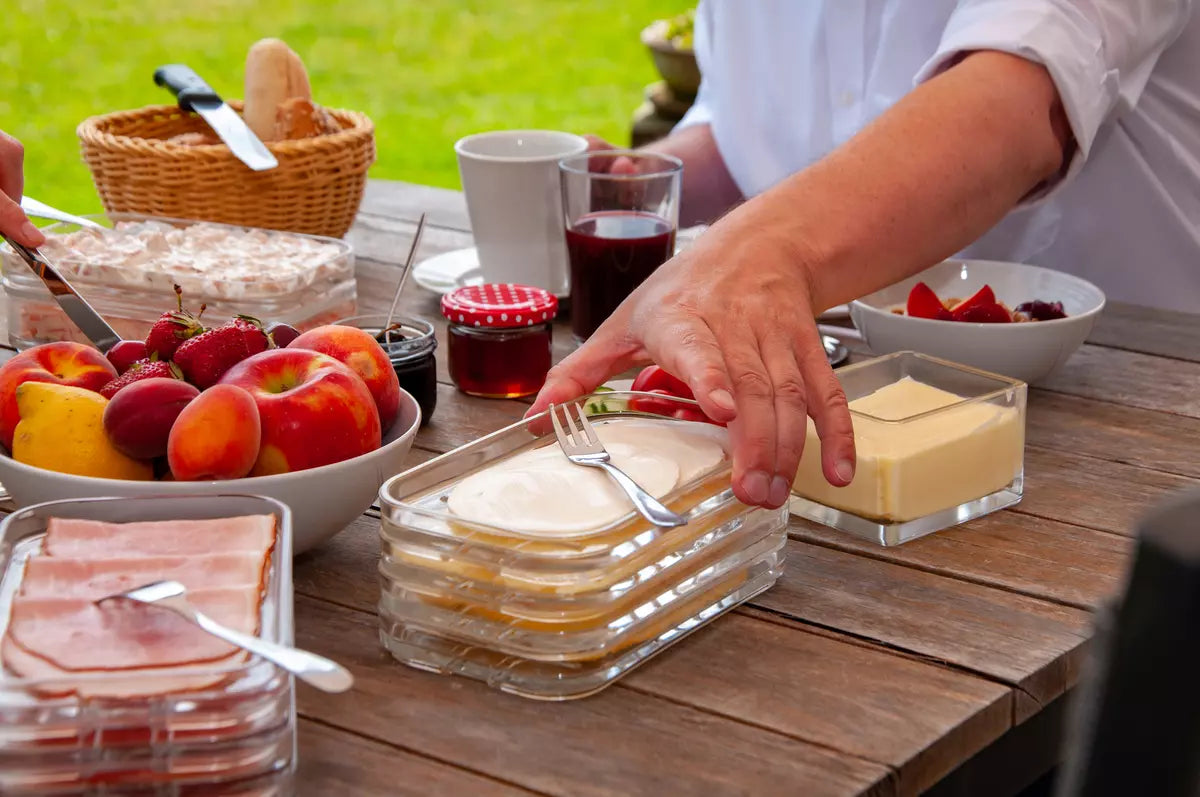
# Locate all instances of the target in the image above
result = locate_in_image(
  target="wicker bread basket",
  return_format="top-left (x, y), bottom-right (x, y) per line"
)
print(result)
top-left (77, 102), bottom-right (375, 238)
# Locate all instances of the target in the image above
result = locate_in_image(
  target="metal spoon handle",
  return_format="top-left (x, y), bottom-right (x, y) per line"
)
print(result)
top-left (20, 196), bottom-right (106, 230)
top-left (192, 610), bottom-right (354, 693)
top-left (383, 213), bottom-right (426, 342)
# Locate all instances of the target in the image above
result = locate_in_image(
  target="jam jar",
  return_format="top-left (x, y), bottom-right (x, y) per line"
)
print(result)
top-left (335, 314), bottom-right (438, 425)
top-left (441, 284), bottom-right (557, 398)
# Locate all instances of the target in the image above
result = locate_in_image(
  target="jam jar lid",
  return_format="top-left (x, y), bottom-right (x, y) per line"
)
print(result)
top-left (441, 284), bottom-right (558, 329)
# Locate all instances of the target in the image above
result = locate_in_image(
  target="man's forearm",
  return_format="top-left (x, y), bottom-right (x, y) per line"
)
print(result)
top-left (643, 124), bottom-right (744, 226)
top-left (737, 50), bottom-right (1071, 312)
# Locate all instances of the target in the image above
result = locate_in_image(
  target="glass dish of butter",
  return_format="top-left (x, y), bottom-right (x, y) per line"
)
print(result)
top-left (791, 351), bottom-right (1026, 546)
top-left (377, 391), bottom-right (788, 700)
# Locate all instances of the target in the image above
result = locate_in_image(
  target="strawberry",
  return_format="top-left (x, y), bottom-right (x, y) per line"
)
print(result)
top-left (145, 284), bottom-right (205, 361)
top-left (230, 315), bottom-right (270, 357)
top-left (99, 359), bottom-right (181, 399)
top-left (173, 321), bottom-right (262, 389)
top-left (957, 303), bottom-right (1013, 323)
top-left (905, 282), bottom-right (953, 320)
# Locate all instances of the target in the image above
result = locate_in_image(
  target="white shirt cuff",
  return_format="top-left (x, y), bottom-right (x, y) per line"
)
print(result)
top-left (914, 0), bottom-right (1120, 199)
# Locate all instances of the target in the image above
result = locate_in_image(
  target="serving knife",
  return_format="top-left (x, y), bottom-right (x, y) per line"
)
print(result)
top-left (1, 236), bottom-right (121, 352)
top-left (153, 64), bottom-right (278, 171)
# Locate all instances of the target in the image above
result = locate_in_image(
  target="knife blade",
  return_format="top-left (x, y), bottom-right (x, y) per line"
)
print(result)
top-left (153, 64), bottom-right (278, 171)
top-left (2, 236), bottom-right (122, 352)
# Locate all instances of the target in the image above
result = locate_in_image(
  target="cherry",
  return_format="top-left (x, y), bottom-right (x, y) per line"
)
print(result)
top-left (1014, 300), bottom-right (1067, 321)
top-left (106, 340), bottom-right (150, 374)
top-left (266, 322), bottom-right (302, 348)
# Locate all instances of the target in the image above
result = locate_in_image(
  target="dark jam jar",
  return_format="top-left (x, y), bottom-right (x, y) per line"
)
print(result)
top-left (441, 284), bottom-right (557, 398)
top-left (335, 315), bottom-right (438, 425)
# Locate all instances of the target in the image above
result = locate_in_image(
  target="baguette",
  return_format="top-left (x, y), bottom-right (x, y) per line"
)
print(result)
top-left (243, 38), bottom-right (311, 141)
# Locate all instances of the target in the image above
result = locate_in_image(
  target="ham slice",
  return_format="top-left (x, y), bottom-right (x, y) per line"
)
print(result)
top-left (19, 554), bottom-right (266, 601)
top-left (6, 588), bottom-right (259, 672)
top-left (43, 515), bottom-right (276, 559)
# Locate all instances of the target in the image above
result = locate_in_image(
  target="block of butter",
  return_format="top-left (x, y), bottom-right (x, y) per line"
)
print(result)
top-left (793, 372), bottom-right (1024, 527)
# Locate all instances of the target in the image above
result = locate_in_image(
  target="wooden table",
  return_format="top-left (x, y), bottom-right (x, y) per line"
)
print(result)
top-left (154, 181), bottom-right (1200, 795)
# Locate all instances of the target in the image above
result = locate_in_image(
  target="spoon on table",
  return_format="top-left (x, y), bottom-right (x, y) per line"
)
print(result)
top-left (99, 580), bottom-right (354, 694)
top-left (378, 212), bottom-right (427, 345)
top-left (20, 196), bottom-right (106, 230)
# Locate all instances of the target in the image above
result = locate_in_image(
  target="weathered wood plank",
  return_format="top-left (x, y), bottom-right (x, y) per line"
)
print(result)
top-left (359, 180), bottom-right (471, 231)
top-left (790, 512), bottom-right (1131, 611)
top-left (297, 718), bottom-right (537, 796)
top-left (1087, 301), bottom-right (1200, 364)
top-left (1018, 446), bottom-right (1197, 537)
top-left (624, 613), bottom-right (1012, 796)
top-left (1036, 345), bottom-right (1200, 419)
top-left (294, 596), bottom-right (896, 797)
top-left (755, 542), bottom-right (1091, 716)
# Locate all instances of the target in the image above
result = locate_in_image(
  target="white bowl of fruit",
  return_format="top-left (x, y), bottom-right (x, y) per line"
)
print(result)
top-left (849, 259), bottom-right (1106, 384)
top-left (0, 292), bottom-right (420, 554)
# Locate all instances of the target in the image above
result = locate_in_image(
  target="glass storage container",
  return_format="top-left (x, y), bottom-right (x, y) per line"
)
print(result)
top-left (378, 392), bottom-right (787, 700)
top-left (0, 494), bottom-right (297, 795)
top-left (790, 351), bottom-right (1027, 546)
top-left (2, 213), bottom-right (357, 350)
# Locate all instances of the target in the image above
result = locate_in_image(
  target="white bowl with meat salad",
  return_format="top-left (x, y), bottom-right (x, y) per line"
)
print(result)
top-left (849, 259), bottom-right (1106, 384)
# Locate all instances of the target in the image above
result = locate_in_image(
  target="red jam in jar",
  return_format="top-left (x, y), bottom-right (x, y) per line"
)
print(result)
top-left (442, 284), bottom-right (557, 398)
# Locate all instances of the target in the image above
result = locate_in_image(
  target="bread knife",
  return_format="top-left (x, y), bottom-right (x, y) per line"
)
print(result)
top-left (1, 236), bottom-right (121, 352)
top-left (153, 64), bottom-right (278, 171)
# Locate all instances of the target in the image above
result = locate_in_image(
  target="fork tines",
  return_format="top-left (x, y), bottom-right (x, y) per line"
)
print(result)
top-left (549, 402), bottom-right (600, 449)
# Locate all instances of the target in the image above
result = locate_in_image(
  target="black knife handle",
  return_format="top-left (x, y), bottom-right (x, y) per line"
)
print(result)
top-left (153, 64), bottom-right (222, 112)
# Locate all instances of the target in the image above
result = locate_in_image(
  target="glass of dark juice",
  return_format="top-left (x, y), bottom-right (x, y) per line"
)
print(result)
top-left (559, 151), bottom-right (682, 343)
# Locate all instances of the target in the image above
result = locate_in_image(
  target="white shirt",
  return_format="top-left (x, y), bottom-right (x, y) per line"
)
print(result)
top-left (677, 0), bottom-right (1200, 312)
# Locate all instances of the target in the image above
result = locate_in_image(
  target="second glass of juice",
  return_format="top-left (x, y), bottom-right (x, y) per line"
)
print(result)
top-left (558, 151), bottom-right (682, 343)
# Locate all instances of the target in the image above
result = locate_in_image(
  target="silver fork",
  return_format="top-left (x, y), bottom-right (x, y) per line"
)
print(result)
top-left (99, 580), bottom-right (354, 693)
top-left (549, 403), bottom-right (688, 528)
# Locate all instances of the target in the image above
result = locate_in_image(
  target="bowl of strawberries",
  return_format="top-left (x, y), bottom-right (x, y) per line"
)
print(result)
top-left (849, 259), bottom-right (1106, 384)
top-left (0, 288), bottom-right (420, 554)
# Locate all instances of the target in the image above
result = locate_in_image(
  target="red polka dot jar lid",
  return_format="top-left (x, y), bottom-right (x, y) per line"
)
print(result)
top-left (441, 284), bottom-right (559, 328)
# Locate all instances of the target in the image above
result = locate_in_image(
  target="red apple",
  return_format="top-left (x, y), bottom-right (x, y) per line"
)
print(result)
top-left (218, 348), bottom-right (381, 476)
top-left (0, 342), bottom-right (117, 451)
top-left (288, 325), bottom-right (400, 433)
top-left (167, 384), bottom-right (261, 481)
top-left (103, 377), bottom-right (200, 460)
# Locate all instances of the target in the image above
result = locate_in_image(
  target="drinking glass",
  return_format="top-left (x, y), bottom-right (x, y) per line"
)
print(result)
top-left (559, 152), bottom-right (683, 343)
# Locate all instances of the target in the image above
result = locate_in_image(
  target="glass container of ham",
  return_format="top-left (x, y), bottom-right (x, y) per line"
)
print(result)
top-left (0, 494), bottom-right (295, 795)
top-left (377, 391), bottom-right (788, 700)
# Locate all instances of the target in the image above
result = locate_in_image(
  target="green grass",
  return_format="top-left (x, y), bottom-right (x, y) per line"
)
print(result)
top-left (3, 0), bottom-right (688, 215)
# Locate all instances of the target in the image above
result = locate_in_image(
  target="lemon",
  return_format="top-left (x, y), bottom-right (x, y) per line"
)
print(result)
top-left (12, 382), bottom-right (153, 480)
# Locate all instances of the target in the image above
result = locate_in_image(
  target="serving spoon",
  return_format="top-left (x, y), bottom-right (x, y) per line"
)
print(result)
top-left (99, 580), bottom-right (355, 694)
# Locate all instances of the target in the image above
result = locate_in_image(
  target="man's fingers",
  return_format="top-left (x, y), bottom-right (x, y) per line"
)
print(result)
top-left (527, 325), bottom-right (638, 418)
top-left (0, 196), bottom-right (43, 248)
top-left (642, 317), bottom-right (736, 422)
top-left (722, 338), bottom-right (777, 507)
top-left (797, 331), bottom-right (856, 487)
top-left (0, 131), bottom-right (24, 202)
top-left (761, 334), bottom-right (809, 507)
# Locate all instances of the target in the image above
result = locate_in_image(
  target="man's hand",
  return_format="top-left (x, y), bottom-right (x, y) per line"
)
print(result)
top-left (529, 212), bottom-right (857, 510)
top-left (0, 131), bottom-right (45, 248)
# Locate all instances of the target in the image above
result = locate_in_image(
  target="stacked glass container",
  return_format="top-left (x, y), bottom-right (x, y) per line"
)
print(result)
top-left (378, 392), bottom-right (788, 700)
top-left (1, 213), bottom-right (357, 350)
top-left (0, 496), bottom-right (296, 795)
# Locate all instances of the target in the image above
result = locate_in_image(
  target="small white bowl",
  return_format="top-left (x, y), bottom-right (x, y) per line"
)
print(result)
top-left (0, 390), bottom-right (422, 555)
top-left (849, 260), bottom-right (1106, 384)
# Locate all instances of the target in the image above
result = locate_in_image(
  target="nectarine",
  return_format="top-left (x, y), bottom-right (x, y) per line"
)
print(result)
top-left (103, 377), bottom-right (200, 460)
top-left (167, 384), bottom-right (261, 481)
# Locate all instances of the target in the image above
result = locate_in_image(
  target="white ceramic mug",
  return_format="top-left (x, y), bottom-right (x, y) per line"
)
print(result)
top-left (455, 130), bottom-right (588, 296)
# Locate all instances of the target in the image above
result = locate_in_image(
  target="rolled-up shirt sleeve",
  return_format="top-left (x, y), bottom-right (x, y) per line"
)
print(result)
top-left (914, 0), bottom-right (1192, 195)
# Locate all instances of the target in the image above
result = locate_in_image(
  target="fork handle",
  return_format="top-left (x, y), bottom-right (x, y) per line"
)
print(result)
top-left (590, 460), bottom-right (689, 528)
top-left (192, 611), bottom-right (355, 693)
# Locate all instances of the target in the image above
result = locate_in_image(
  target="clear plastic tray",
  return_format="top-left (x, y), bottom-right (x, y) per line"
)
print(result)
top-left (790, 351), bottom-right (1026, 545)
top-left (0, 495), bottom-right (296, 793)
top-left (381, 539), bottom-right (785, 700)
top-left (378, 394), bottom-right (789, 698)
top-left (2, 213), bottom-right (357, 348)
